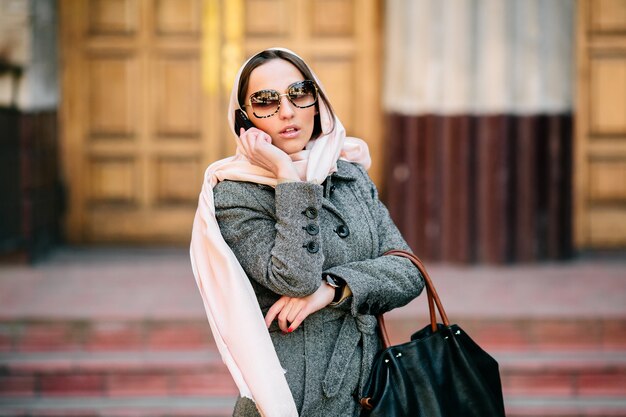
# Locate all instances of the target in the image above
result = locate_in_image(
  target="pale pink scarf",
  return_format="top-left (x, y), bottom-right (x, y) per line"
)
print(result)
top-left (189, 48), bottom-right (371, 417)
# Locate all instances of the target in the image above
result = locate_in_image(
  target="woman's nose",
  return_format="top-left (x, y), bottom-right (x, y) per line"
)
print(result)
top-left (278, 95), bottom-right (295, 119)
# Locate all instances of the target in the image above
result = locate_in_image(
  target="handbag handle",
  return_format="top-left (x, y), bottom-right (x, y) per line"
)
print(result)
top-left (377, 249), bottom-right (450, 349)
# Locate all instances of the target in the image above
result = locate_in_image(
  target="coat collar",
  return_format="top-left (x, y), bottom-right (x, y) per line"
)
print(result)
top-left (331, 160), bottom-right (359, 182)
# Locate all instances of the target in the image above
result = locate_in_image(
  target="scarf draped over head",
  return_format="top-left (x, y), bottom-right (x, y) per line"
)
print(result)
top-left (189, 47), bottom-right (371, 417)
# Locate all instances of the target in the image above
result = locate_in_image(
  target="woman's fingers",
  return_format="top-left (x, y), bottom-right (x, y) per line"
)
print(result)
top-left (239, 131), bottom-right (253, 157)
top-left (286, 301), bottom-right (302, 324)
top-left (259, 131), bottom-right (272, 143)
top-left (265, 297), bottom-right (306, 332)
top-left (240, 128), bottom-right (297, 179)
top-left (239, 128), bottom-right (260, 152)
top-left (264, 297), bottom-right (286, 328)
top-left (287, 310), bottom-right (308, 332)
top-left (265, 284), bottom-right (335, 333)
top-left (239, 129), bottom-right (276, 171)
top-left (277, 300), bottom-right (297, 332)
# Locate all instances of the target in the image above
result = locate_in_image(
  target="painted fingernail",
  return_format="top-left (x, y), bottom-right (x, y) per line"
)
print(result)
top-left (287, 327), bottom-right (293, 333)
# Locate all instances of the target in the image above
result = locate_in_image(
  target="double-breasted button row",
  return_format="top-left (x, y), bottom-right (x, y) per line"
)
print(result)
top-left (303, 206), bottom-right (318, 219)
top-left (303, 241), bottom-right (320, 253)
top-left (334, 224), bottom-right (350, 238)
top-left (302, 206), bottom-right (320, 253)
top-left (304, 223), bottom-right (319, 235)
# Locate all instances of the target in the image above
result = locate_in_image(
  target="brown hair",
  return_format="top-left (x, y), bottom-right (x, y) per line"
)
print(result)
top-left (236, 49), bottom-right (336, 139)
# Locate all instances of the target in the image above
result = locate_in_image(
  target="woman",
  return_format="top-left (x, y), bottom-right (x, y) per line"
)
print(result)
top-left (190, 48), bottom-right (424, 417)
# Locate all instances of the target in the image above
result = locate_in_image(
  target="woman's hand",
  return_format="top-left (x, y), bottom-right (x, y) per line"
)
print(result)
top-left (239, 128), bottom-right (299, 181)
top-left (265, 282), bottom-right (335, 333)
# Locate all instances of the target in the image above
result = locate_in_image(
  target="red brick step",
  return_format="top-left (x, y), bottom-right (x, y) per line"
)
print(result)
top-left (384, 316), bottom-right (626, 352)
top-left (496, 351), bottom-right (626, 398)
top-left (0, 350), bottom-right (236, 398)
top-left (0, 396), bottom-right (235, 417)
top-left (0, 320), bottom-right (216, 352)
top-left (2, 348), bottom-right (625, 398)
top-left (3, 317), bottom-right (625, 353)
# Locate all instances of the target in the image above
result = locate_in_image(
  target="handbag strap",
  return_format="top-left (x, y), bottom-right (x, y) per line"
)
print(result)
top-left (377, 249), bottom-right (450, 349)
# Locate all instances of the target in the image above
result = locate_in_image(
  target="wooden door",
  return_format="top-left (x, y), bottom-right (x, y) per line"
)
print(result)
top-left (60, 0), bottom-right (381, 244)
top-left (575, 0), bottom-right (626, 248)
top-left (60, 0), bottom-right (214, 243)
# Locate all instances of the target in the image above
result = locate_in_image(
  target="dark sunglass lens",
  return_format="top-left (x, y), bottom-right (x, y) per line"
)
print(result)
top-left (250, 90), bottom-right (280, 117)
top-left (289, 81), bottom-right (317, 108)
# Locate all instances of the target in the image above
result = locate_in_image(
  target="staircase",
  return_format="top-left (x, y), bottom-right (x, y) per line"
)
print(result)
top-left (0, 248), bottom-right (624, 416)
top-left (1, 318), bottom-right (625, 416)
top-left (0, 320), bottom-right (235, 416)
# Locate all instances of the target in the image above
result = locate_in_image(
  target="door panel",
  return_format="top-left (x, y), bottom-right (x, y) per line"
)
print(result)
top-left (589, 55), bottom-right (626, 135)
top-left (589, 159), bottom-right (626, 201)
top-left (88, 0), bottom-right (138, 35)
top-left (311, 0), bottom-right (355, 36)
top-left (88, 55), bottom-right (139, 137)
top-left (591, 0), bottom-right (626, 32)
top-left (245, 0), bottom-right (289, 36)
top-left (154, 0), bottom-right (201, 36)
top-left (89, 157), bottom-right (138, 204)
top-left (589, 209), bottom-right (626, 245)
top-left (152, 55), bottom-right (201, 136)
top-left (61, 0), bottom-right (381, 243)
top-left (154, 157), bottom-right (202, 203)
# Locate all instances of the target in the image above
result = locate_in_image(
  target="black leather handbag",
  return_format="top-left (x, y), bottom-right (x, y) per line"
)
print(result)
top-left (359, 250), bottom-right (506, 417)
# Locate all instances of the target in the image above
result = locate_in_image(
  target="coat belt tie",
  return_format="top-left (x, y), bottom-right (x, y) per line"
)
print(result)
top-left (321, 313), bottom-right (377, 398)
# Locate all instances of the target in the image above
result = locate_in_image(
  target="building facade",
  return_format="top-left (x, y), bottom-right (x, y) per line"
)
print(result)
top-left (1, 0), bottom-right (625, 263)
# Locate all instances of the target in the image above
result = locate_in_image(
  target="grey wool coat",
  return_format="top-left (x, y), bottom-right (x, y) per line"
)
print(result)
top-left (213, 160), bottom-right (425, 417)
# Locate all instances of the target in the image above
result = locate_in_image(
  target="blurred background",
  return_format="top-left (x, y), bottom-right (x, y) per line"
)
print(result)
top-left (0, 0), bottom-right (625, 416)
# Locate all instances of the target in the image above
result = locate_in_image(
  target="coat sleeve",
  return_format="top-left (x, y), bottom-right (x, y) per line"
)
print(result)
top-left (214, 180), bottom-right (325, 298)
top-left (323, 166), bottom-right (425, 316)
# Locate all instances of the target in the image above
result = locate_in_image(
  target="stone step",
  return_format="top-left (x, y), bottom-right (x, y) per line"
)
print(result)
top-left (0, 350), bottom-right (236, 397)
top-left (0, 396), bottom-right (235, 417)
top-left (494, 351), bottom-right (626, 398)
top-left (1, 349), bottom-right (625, 399)
top-left (504, 396), bottom-right (626, 417)
top-left (0, 320), bottom-right (216, 352)
top-left (2, 317), bottom-right (625, 353)
top-left (384, 316), bottom-right (626, 352)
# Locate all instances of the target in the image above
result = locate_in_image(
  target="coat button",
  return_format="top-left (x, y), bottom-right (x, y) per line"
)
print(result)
top-left (334, 224), bottom-right (350, 238)
top-left (303, 241), bottom-right (320, 253)
top-left (303, 207), bottom-right (318, 219)
top-left (303, 223), bottom-right (319, 235)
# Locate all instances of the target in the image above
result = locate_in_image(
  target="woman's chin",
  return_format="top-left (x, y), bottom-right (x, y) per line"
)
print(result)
top-left (275, 138), bottom-right (310, 154)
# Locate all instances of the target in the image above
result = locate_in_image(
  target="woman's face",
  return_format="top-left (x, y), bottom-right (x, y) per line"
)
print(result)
top-left (245, 59), bottom-right (317, 154)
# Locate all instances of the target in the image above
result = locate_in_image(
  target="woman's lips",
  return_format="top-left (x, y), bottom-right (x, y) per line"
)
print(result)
top-left (279, 126), bottom-right (300, 139)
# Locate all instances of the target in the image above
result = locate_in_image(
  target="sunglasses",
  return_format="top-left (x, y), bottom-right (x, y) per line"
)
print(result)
top-left (245, 80), bottom-right (318, 118)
